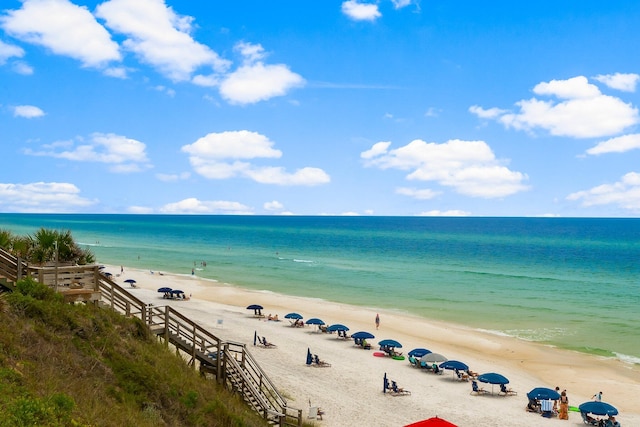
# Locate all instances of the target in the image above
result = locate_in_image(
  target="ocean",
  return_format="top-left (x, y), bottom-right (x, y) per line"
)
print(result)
top-left (1, 214), bottom-right (639, 364)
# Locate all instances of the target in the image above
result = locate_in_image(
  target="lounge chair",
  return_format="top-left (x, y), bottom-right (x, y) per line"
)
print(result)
top-left (408, 356), bottom-right (419, 368)
top-left (259, 336), bottom-right (277, 348)
top-left (470, 380), bottom-right (489, 395)
top-left (313, 354), bottom-right (331, 367)
top-left (390, 380), bottom-right (411, 396)
top-left (580, 411), bottom-right (598, 425)
top-left (499, 383), bottom-right (517, 396)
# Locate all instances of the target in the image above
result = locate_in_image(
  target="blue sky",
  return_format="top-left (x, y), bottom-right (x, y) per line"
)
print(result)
top-left (2, 0), bottom-right (640, 216)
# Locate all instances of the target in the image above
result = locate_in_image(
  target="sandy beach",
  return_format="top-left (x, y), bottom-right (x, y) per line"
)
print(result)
top-left (112, 266), bottom-right (640, 427)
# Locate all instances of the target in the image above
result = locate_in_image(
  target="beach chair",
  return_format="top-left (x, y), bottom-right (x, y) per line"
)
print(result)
top-left (390, 380), bottom-right (411, 396)
top-left (580, 411), bottom-right (598, 425)
top-left (408, 356), bottom-right (419, 368)
top-left (499, 383), bottom-right (517, 396)
top-left (260, 336), bottom-right (277, 348)
top-left (313, 354), bottom-right (331, 367)
top-left (470, 380), bottom-right (489, 395)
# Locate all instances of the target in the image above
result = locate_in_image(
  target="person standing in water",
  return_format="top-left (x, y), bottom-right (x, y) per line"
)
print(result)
top-left (375, 313), bottom-right (380, 330)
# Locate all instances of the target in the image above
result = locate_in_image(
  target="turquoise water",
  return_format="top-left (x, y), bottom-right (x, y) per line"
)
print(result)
top-left (1, 214), bottom-right (639, 363)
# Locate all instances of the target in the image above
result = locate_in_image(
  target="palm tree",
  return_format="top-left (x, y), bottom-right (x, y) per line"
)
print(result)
top-left (28, 228), bottom-right (95, 266)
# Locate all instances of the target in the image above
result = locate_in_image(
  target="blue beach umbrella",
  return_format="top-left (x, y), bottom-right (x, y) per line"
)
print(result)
top-left (351, 331), bottom-right (375, 339)
top-left (439, 360), bottom-right (469, 371)
top-left (383, 372), bottom-right (389, 393)
top-left (378, 339), bottom-right (402, 348)
top-left (305, 318), bottom-right (325, 325)
top-left (253, 331), bottom-right (258, 346)
top-left (326, 324), bottom-right (349, 332)
top-left (285, 312), bottom-right (303, 320)
top-left (124, 279), bottom-right (136, 286)
top-left (157, 287), bottom-right (172, 293)
top-left (408, 348), bottom-right (431, 358)
top-left (247, 304), bottom-right (264, 316)
top-left (478, 372), bottom-right (509, 394)
top-left (306, 348), bottom-right (313, 365)
top-left (527, 387), bottom-right (561, 401)
top-left (578, 401), bottom-right (618, 417)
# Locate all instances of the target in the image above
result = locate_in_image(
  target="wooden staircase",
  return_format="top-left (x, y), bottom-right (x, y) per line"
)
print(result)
top-left (0, 248), bottom-right (303, 426)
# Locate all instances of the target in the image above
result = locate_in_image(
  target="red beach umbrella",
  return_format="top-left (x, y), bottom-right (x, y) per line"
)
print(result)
top-left (404, 416), bottom-right (458, 427)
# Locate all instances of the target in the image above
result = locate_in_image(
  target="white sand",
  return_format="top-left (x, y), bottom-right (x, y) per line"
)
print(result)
top-left (113, 266), bottom-right (640, 427)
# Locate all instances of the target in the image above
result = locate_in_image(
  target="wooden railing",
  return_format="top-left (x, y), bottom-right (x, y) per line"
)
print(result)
top-left (0, 248), bottom-right (301, 426)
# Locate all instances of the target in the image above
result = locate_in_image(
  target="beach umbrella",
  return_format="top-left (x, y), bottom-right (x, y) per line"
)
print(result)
top-left (285, 312), bottom-right (303, 320)
top-left (378, 339), bottom-right (402, 348)
top-left (103, 272), bottom-right (112, 278)
top-left (404, 416), bottom-right (458, 427)
top-left (383, 372), bottom-right (388, 393)
top-left (157, 287), bottom-right (172, 293)
top-left (439, 360), bottom-right (469, 380)
top-left (408, 348), bottom-right (432, 358)
top-left (305, 318), bottom-right (324, 325)
top-left (527, 387), bottom-right (560, 401)
top-left (578, 401), bottom-right (618, 416)
top-left (124, 279), bottom-right (136, 286)
top-left (478, 372), bottom-right (509, 394)
top-left (253, 331), bottom-right (258, 346)
top-left (247, 304), bottom-right (264, 316)
top-left (478, 372), bottom-right (509, 385)
top-left (306, 348), bottom-right (313, 365)
top-left (326, 324), bottom-right (349, 332)
top-left (421, 353), bottom-right (447, 364)
top-left (351, 331), bottom-right (375, 339)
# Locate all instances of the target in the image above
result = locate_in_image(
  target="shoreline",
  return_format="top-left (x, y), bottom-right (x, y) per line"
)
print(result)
top-left (111, 265), bottom-right (640, 426)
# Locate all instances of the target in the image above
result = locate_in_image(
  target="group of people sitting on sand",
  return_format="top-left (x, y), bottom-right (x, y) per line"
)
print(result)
top-left (380, 345), bottom-right (402, 357)
top-left (267, 314), bottom-right (279, 321)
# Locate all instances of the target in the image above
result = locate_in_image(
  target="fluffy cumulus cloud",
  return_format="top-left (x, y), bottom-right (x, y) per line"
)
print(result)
top-left (13, 105), bottom-right (45, 118)
top-left (593, 73), bottom-right (640, 92)
top-left (159, 197), bottom-right (252, 214)
top-left (96, 0), bottom-right (230, 81)
top-left (567, 172), bottom-right (640, 212)
top-left (263, 200), bottom-right (284, 211)
top-left (0, 0), bottom-right (121, 68)
top-left (341, 1), bottom-right (381, 21)
top-left (218, 42), bottom-right (305, 105)
top-left (181, 130), bottom-right (330, 186)
top-left (586, 133), bottom-right (640, 156)
top-left (0, 182), bottom-right (96, 212)
top-left (470, 76), bottom-right (640, 138)
top-left (361, 139), bottom-right (529, 198)
top-left (24, 132), bottom-right (151, 173)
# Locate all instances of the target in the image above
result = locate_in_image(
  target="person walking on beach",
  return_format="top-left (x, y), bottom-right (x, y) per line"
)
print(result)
top-left (593, 391), bottom-right (602, 401)
top-left (375, 313), bottom-right (380, 330)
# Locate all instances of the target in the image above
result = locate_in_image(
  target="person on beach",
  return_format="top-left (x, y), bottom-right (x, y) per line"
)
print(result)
top-left (375, 313), bottom-right (380, 329)
top-left (558, 390), bottom-right (569, 420)
top-left (553, 386), bottom-right (561, 412)
top-left (593, 391), bottom-right (602, 401)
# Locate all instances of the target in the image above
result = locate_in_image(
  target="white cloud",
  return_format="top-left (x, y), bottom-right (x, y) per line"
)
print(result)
top-left (96, 0), bottom-right (230, 81)
top-left (0, 39), bottom-right (24, 63)
top-left (594, 73), bottom-right (640, 92)
top-left (391, 0), bottom-right (413, 9)
top-left (159, 197), bottom-right (253, 214)
top-left (586, 133), bottom-right (640, 155)
top-left (362, 138), bottom-right (529, 198)
top-left (155, 172), bottom-right (190, 182)
top-left (12, 61), bottom-right (34, 75)
top-left (395, 187), bottom-right (440, 200)
top-left (219, 62), bottom-right (305, 105)
top-left (13, 105), bottom-right (45, 118)
top-left (182, 130), bottom-right (282, 160)
top-left (473, 76), bottom-right (639, 138)
top-left (1, 0), bottom-right (120, 67)
top-left (182, 130), bottom-right (330, 186)
top-left (468, 105), bottom-right (506, 119)
top-left (264, 200), bottom-right (284, 211)
top-left (342, 1), bottom-right (381, 21)
top-left (567, 172), bottom-right (640, 212)
top-left (418, 210), bottom-right (471, 217)
top-left (24, 132), bottom-right (151, 173)
top-left (0, 182), bottom-right (96, 212)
